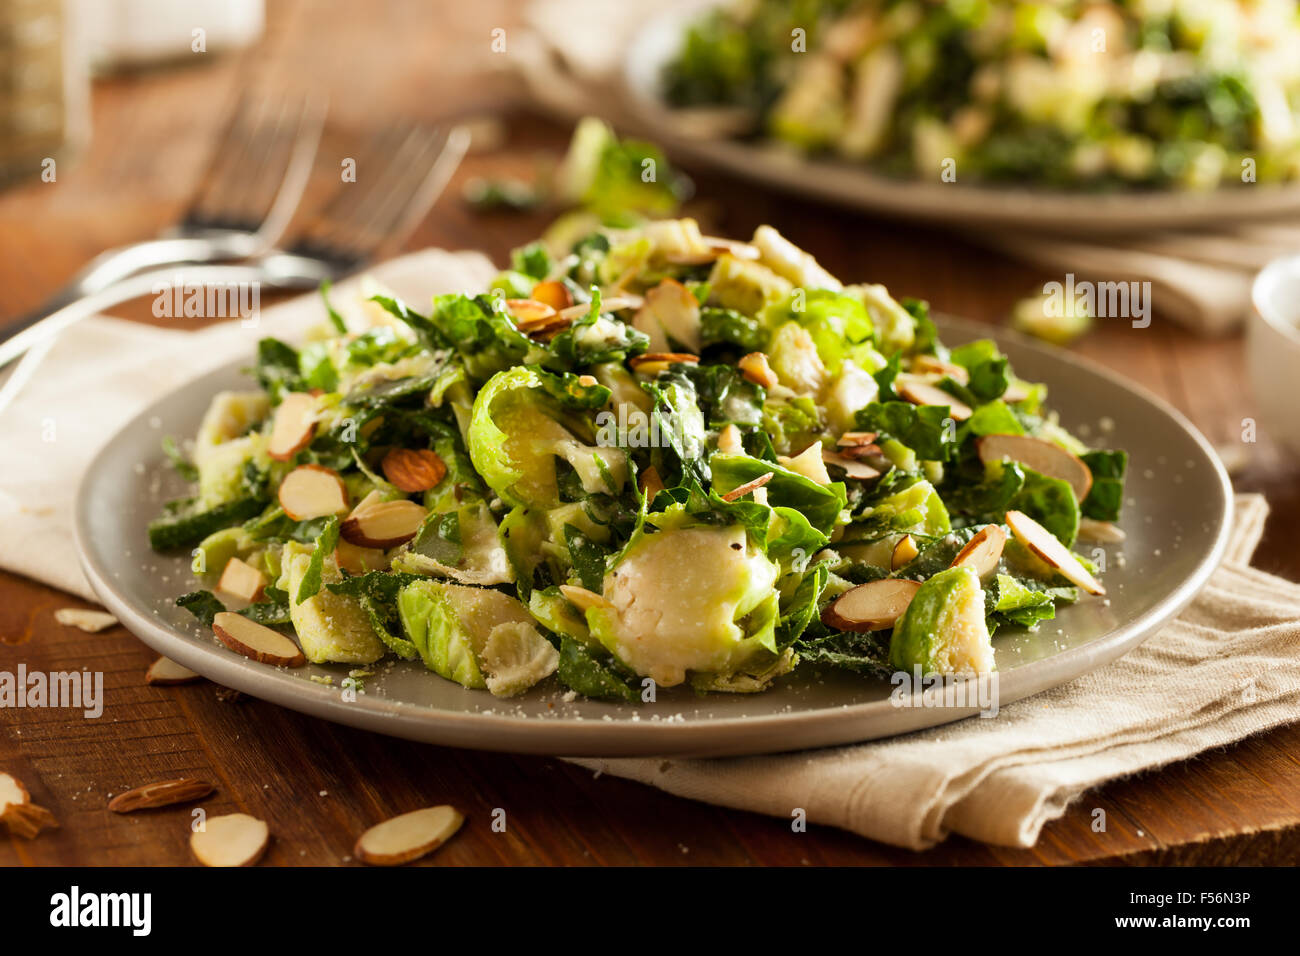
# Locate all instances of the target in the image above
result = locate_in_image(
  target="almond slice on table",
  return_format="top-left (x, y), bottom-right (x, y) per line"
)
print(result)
top-left (530, 280), bottom-right (574, 311)
top-left (340, 499), bottom-right (427, 548)
top-left (896, 379), bottom-right (973, 420)
top-left (53, 608), bottom-right (118, 632)
top-left (821, 448), bottom-right (881, 480)
top-left (821, 578), bottom-right (922, 632)
top-left (217, 556), bottom-right (267, 603)
top-left (976, 434), bottom-right (1092, 502)
top-left (382, 447), bottom-right (447, 493)
top-left (559, 584), bottom-right (611, 612)
top-left (950, 524), bottom-right (1007, 579)
top-left (191, 813), bottom-right (270, 867)
top-left (267, 391), bottom-right (317, 461)
top-left (0, 772), bottom-right (58, 838)
top-left (1005, 510), bottom-right (1105, 595)
top-left (355, 805), bottom-right (464, 866)
top-left (108, 777), bottom-right (214, 813)
top-left (212, 611), bottom-right (305, 667)
top-left (738, 351), bottom-right (778, 388)
top-left (891, 535), bottom-right (919, 571)
top-left (334, 539), bottom-right (388, 574)
top-left (720, 471), bottom-right (774, 502)
top-left (146, 656), bottom-right (202, 686)
top-left (278, 464), bottom-right (349, 521)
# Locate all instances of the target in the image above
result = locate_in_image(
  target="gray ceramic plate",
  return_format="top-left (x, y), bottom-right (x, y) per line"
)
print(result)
top-left (616, 2), bottom-right (1300, 234)
top-left (75, 315), bottom-right (1231, 757)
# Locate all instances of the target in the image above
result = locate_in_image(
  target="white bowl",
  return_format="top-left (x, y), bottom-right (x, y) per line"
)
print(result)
top-left (1249, 255), bottom-right (1300, 459)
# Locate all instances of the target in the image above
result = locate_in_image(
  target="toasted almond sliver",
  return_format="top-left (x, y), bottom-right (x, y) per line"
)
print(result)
top-left (341, 499), bottom-right (427, 549)
top-left (716, 423), bottom-right (744, 456)
top-left (355, 805), bottom-right (464, 866)
top-left (53, 608), bottom-right (118, 632)
top-left (976, 433), bottom-right (1092, 502)
top-left (382, 447), bottom-right (448, 494)
top-left (628, 351), bottom-right (699, 368)
top-left (191, 813), bottom-right (270, 867)
top-left (720, 472), bottom-right (774, 503)
top-left (637, 465), bottom-right (665, 500)
top-left (821, 578), bottom-right (922, 632)
top-left (737, 351), bottom-right (778, 389)
top-left (1078, 518), bottom-right (1126, 543)
top-left (109, 778), bottom-right (215, 813)
top-left (1005, 510), bottom-right (1105, 595)
top-left (0, 772), bottom-right (28, 813)
top-left (278, 464), bottom-right (350, 521)
top-left (556, 295), bottom-right (643, 321)
top-left (559, 584), bottom-right (612, 612)
top-left (217, 556), bottom-right (267, 603)
top-left (897, 380), bottom-right (973, 420)
top-left (891, 535), bottom-right (919, 571)
top-left (821, 448), bottom-right (881, 480)
top-left (1002, 382), bottom-right (1032, 403)
top-left (950, 524), bottom-right (1008, 579)
top-left (0, 773), bottom-right (57, 839)
top-left (837, 431), bottom-right (878, 447)
top-left (530, 280), bottom-right (574, 311)
top-left (212, 611), bottom-right (306, 667)
top-left (146, 656), bottom-right (202, 686)
top-left (913, 355), bottom-right (969, 384)
top-left (504, 298), bottom-right (557, 326)
top-left (267, 391), bottom-right (317, 461)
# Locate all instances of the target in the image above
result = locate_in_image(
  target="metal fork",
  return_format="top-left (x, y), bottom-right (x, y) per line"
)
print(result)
top-left (1, 94), bottom-right (324, 349)
top-left (0, 122), bottom-right (470, 381)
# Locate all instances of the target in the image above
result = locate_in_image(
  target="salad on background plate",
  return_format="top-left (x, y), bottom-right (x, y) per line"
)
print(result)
top-left (150, 219), bottom-right (1127, 701)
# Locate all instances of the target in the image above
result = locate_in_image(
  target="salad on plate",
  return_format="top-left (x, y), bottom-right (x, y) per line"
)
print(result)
top-left (663, 0), bottom-right (1300, 190)
top-left (150, 218), bottom-right (1127, 701)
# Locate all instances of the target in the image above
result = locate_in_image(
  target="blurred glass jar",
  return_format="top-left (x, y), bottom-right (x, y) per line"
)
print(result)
top-left (0, 0), bottom-right (90, 186)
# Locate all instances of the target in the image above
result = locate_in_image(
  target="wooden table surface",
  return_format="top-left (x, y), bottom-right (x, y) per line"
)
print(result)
top-left (2, 0), bottom-right (1298, 867)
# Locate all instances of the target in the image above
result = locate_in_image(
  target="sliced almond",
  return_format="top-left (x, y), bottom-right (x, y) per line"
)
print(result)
top-left (267, 391), bottom-right (317, 461)
top-left (335, 539), bottom-right (388, 574)
top-left (146, 656), bottom-right (202, 686)
top-left (382, 447), bottom-right (448, 493)
top-left (530, 280), bottom-right (574, 311)
top-left (277, 464), bottom-right (349, 521)
top-left (897, 379), bottom-right (972, 420)
top-left (821, 578), bottom-right (922, 632)
top-left (738, 351), bottom-right (778, 389)
top-left (108, 777), bottom-right (214, 813)
top-left (217, 556), bottom-right (267, 603)
top-left (821, 448), bottom-right (881, 480)
top-left (559, 584), bottom-right (612, 612)
top-left (913, 355), bottom-right (969, 384)
top-left (891, 535), bottom-right (919, 571)
top-left (637, 465), bottom-right (665, 500)
top-left (504, 298), bottom-right (557, 328)
top-left (716, 423), bottom-right (744, 456)
top-left (628, 351), bottom-right (699, 369)
top-left (53, 608), bottom-right (118, 632)
top-left (1005, 510), bottom-right (1104, 595)
top-left (976, 434), bottom-right (1092, 502)
top-left (950, 524), bottom-right (1007, 579)
top-left (340, 499), bottom-right (427, 548)
top-left (556, 294), bottom-right (643, 321)
top-left (1078, 518), bottom-right (1126, 543)
top-left (212, 611), bottom-right (306, 667)
top-left (664, 237), bottom-right (761, 265)
top-left (1002, 382), bottom-right (1032, 403)
top-left (355, 805), bottom-right (464, 866)
top-left (0, 773), bottom-right (58, 839)
top-left (837, 431), bottom-right (878, 448)
top-left (720, 472), bottom-right (774, 502)
top-left (191, 812), bottom-right (270, 867)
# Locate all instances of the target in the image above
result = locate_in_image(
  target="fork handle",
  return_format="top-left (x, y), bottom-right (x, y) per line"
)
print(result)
top-left (0, 233), bottom-right (262, 347)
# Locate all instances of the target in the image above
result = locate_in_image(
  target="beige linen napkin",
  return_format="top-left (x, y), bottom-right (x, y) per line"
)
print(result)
top-left (514, 0), bottom-right (1290, 335)
top-left (0, 249), bottom-right (498, 601)
top-left (3, 248), bottom-right (1296, 851)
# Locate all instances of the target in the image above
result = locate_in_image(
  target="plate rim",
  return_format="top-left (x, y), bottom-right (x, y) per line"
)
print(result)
top-left (74, 315), bottom-right (1234, 757)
